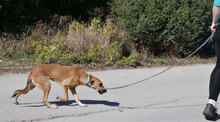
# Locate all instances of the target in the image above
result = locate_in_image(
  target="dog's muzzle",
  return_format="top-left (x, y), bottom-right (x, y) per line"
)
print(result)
top-left (98, 89), bottom-right (107, 94)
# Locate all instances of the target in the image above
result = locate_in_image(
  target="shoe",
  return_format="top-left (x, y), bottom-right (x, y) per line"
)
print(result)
top-left (203, 104), bottom-right (219, 121)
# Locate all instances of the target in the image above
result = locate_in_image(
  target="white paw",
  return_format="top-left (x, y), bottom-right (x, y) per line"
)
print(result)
top-left (50, 104), bottom-right (58, 109)
top-left (79, 103), bottom-right (87, 107)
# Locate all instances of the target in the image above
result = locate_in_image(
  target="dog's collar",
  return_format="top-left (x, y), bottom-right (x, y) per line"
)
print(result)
top-left (86, 75), bottom-right (90, 85)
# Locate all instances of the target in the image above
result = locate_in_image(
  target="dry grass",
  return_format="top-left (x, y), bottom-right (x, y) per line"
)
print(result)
top-left (1, 17), bottom-right (213, 69)
top-left (0, 36), bottom-right (17, 59)
top-left (65, 18), bottom-right (127, 57)
top-left (16, 15), bottom-right (71, 54)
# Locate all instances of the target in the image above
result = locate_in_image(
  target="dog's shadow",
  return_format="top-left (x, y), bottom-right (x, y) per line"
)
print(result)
top-left (20, 100), bottom-right (120, 108)
top-left (51, 100), bottom-right (120, 107)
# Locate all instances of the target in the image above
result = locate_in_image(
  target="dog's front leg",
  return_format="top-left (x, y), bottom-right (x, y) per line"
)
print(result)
top-left (69, 87), bottom-right (87, 107)
top-left (57, 85), bottom-right (68, 101)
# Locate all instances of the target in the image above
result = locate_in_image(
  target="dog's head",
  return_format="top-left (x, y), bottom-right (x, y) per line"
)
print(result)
top-left (88, 75), bottom-right (107, 94)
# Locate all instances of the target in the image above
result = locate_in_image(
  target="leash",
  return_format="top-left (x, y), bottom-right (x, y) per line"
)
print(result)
top-left (90, 33), bottom-right (214, 90)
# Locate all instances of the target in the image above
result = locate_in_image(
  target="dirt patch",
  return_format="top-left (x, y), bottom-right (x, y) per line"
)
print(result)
top-left (0, 57), bottom-right (216, 76)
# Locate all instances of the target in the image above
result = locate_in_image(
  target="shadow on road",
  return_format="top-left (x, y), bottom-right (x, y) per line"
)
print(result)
top-left (19, 100), bottom-right (120, 108)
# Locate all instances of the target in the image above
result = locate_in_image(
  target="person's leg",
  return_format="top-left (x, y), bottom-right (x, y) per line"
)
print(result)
top-left (209, 25), bottom-right (220, 103)
top-left (203, 25), bottom-right (220, 120)
top-left (209, 44), bottom-right (220, 103)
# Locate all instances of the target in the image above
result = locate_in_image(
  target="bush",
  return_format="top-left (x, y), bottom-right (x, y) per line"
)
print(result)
top-left (65, 18), bottom-right (131, 65)
top-left (119, 54), bottom-right (138, 67)
top-left (88, 44), bottom-right (102, 62)
top-left (0, 18), bottom-right (138, 67)
top-left (112, 0), bottom-right (212, 56)
top-left (30, 32), bottom-right (70, 63)
top-left (0, 35), bottom-right (17, 60)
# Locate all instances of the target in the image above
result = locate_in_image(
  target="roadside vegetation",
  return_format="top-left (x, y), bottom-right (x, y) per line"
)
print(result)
top-left (0, 0), bottom-right (216, 71)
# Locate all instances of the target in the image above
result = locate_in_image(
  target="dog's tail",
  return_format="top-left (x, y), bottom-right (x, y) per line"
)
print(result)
top-left (11, 77), bottom-right (35, 98)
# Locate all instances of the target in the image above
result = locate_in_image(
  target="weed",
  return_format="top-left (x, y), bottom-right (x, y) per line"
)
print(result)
top-left (118, 54), bottom-right (138, 67)
top-left (105, 41), bottom-right (121, 65)
top-left (0, 18), bottom-right (139, 67)
top-left (88, 44), bottom-right (102, 63)
top-left (65, 18), bottom-right (130, 65)
top-left (30, 32), bottom-right (69, 63)
top-left (157, 59), bottom-right (165, 65)
top-left (14, 52), bottom-right (35, 62)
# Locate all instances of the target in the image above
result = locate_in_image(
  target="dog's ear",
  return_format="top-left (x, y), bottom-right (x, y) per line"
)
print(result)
top-left (90, 80), bottom-right (95, 85)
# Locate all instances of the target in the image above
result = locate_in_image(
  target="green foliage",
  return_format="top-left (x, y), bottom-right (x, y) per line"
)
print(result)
top-left (157, 59), bottom-right (165, 65)
top-left (0, 0), bottom-right (216, 68)
top-left (117, 54), bottom-right (138, 67)
top-left (30, 32), bottom-right (70, 63)
top-left (105, 41), bottom-right (121, 65)
top-left (112, 0), bottom-right (212, 56)
top-left (14, 52), bottom-right (35, 62)
top-left (88, 44), bottom-right (102, 62)
top-left (90, 18), bottom-right (102, 32)
top-left (66, 18), bottom-right (136, 66)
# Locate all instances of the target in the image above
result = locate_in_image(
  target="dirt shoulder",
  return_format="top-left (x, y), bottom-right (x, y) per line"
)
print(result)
top-left (0, 57), bottom-right (216, 76)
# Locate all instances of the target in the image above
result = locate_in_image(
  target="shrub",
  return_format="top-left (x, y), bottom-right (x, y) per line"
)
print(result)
top-left (88, 44), bottom-right (102, 62)
top-left (30, 32), bottom-right (70, 63)
top-left (65, 18), bottom-right (131, 65)
top-left (1, 18), bottom-right (138, 67)
top-left (120, 54), bottom-right (138, 67)
top-left (105, 41), bottom-right (121, 65)
top-left (0, 35), bottom-right (17, 60)
top-left (14, 51), bottom-right (35, 62)
top-left (112, 0), bottom-right (212, 56)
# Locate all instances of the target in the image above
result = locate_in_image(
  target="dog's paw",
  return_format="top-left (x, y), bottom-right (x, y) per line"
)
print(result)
top-left (49, 104), bottom-right (58, 109)
top-left (56, 96), bottom-right (68, 101)
top-left (53, 105), bottom-right (58, 109)
top-left (79, 104), bottom-right (87, 107)
top-left (14, 102), bottom-right (19, 105)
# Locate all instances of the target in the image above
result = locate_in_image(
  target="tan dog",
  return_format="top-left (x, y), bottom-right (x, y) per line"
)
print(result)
top-left (11, 64), bottom-right (107, 109)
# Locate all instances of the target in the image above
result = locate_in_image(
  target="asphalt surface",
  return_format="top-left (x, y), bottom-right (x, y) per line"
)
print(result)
top-left (0, 64), bottom-right (217, 122)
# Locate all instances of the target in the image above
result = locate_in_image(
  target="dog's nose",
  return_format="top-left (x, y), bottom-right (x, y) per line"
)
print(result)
top-left (99, 89), bottom-right (107, 94)
top-left (103, 89), bottom-right (107, 93)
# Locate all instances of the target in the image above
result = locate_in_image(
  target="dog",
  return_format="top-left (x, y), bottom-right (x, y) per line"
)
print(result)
top-left (11, 64), bottom-right (107, 109)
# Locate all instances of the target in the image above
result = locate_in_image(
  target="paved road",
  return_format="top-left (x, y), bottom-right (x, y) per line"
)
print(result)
top-left (0, 64), bottom-right (217, 122)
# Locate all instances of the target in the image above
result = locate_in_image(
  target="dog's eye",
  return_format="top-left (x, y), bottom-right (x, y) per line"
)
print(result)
top-left (90, 80), bottom-right (94, 85)
top-left (99, 83), bottom-right (103, 87)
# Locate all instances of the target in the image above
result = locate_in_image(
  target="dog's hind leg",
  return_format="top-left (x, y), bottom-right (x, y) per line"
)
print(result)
top-left (12, 78), bottom-right (35, 105)
top-left (40, 81), bottom-right (57, 109)
top-left (69, 87), bottom-right (87, 107)
top-left (57, 85), bottom-right (69, 101)
top-left (31, 75), bottom-right (57, 109)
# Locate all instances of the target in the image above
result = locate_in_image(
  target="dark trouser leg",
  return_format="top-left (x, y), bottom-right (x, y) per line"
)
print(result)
top-left (203, 27), bottom-right (220, 121)
top-left (209, 25), bottom-right (220, 101)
